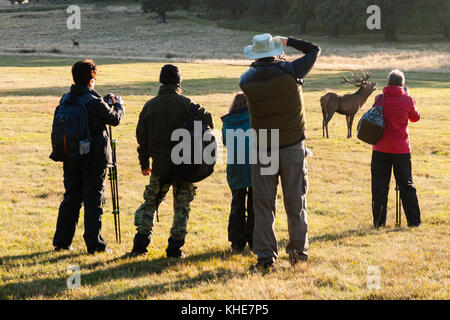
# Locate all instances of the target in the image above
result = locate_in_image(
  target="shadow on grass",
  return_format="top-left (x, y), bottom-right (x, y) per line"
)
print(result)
top-left (278, 225), bottom-right (409, 249)
top-left (95, 267), bottom-right (236, 299)
top-left (0, 249), bottom-right (86, 268)
top-left (0, 249), bottom-right (239, 299)
top-left (2, 70), bottom-right (448, 99)
top-left (0, 56), bottom-right (148, 68)
top-left (0, 78), bottom-right (241, 97)
top-left (0, 250), bottom-right (54, 262)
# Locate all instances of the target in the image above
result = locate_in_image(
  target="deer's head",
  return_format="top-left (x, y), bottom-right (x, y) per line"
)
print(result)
top-left (342, 72), bottom-right (377, 93)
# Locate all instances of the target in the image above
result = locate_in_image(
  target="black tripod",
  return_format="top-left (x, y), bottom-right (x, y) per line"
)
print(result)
top-left (108, 125), bottom-right (121, 243)
top-left (395, 183), bottom-right (402, 227)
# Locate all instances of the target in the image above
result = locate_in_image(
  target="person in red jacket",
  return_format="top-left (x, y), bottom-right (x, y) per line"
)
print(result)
top-left (371, 69), bottom-right (421, 228)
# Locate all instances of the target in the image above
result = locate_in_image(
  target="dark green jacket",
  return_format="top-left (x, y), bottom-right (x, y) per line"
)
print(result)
top-left (239, 37), bottom-right (320, 148)
top-left (136, 84), bottom-right (214, 176)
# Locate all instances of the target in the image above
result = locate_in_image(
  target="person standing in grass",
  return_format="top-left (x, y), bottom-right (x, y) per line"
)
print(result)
top-left (51, 59), bottom-right (125, 254)
top-left (129, 64), bottom-right (214, 258)
top-left (240, 34), bottom-right (321, 270)
top-left (221, 93), bottom-right (254, 253)
top-left (371, 69), bottom-right (421, 228)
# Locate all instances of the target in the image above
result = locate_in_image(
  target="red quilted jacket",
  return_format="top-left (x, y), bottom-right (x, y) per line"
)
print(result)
top-left (373, 86), bottom-right (420, 154)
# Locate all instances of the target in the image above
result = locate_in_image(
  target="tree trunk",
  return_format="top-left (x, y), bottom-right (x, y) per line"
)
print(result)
top-left (384, 27), bottom-right (398, 41)
top-left (382, 8), bottom-right (398, 42)
top-left (157, 11), bottom-right (166, 24)
top-left (444, 23), bottom-right (450, 40)
top-left (329, 26), bottom-right (339, 38)
top-left (298, 21), bottom-right (307, 34)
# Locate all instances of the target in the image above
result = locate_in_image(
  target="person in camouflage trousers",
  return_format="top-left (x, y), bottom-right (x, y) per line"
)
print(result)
top-left (129, 64), bottom-right (213, 258)
top-left (133, 175), bottom-right (196, 257)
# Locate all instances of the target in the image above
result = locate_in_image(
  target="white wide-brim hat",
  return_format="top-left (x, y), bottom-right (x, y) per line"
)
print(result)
top-left (244, 33), bottom-right (284, 60)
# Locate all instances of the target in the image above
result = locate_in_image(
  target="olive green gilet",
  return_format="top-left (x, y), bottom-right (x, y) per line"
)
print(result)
top-left (241, 73), bottom-right (306, 148)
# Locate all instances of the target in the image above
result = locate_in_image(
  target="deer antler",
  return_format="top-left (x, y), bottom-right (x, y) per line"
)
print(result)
top-left (362, 71), bottom-right (371, 82)
top-left (342, 73), bottom-right (360, 84)
top-left (342, 71), bottom-right (370, 84)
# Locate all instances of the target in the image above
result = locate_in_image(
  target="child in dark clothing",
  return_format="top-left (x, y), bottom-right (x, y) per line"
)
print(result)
top-left (221, 93), bottom-right (254, 252)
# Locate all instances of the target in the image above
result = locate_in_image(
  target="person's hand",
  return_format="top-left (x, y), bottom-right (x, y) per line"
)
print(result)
top-left (404, 86), bottom-right (409, 95)
top-left (111, 95), bottom-right (124, 105)
top-left (274, 36), bottom-right (288, 46)
top-left (142, 168), bottom-right (151, 176)
top-left (273, 36), bottom-right (288, 46)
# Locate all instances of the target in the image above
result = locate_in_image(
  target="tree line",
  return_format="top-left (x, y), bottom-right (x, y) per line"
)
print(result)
top-left (142, 0), bottom-right (450, 40)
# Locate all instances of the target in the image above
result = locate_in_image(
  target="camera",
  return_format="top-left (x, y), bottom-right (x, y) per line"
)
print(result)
top-left (104, 93), bottom-right (122, 107)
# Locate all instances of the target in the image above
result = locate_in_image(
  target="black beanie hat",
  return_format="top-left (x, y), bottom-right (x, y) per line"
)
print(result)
top-left (159, 64), bottom-right (182, 85)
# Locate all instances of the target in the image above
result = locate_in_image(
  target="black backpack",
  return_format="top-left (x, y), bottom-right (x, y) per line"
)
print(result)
top-left (49, 93), bottom-right (94, 162)
top-left (357, 94), bottom-right (385, 145)
top-left (160, 104), bottom-right (217, 186)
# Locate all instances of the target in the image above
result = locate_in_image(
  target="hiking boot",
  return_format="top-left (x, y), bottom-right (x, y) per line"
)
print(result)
top-left (166, 236), bottom-right (185, 259)
top-left (126, 250), bottom-right (147, 258)
top-left (231, 244), bottom-right (245, 254)
top-left (289, 251), bottom-right (308, 266)
top-left (166, 250), bottom-right (185, 259)
top-left (87, 247), bottom-right (112, 254)
top-left (54, 245), bottom-right (76, 252)
top-left (250, 260), bottom-right (275, 273)
top-left (129, 233), bottom-right (150, 257)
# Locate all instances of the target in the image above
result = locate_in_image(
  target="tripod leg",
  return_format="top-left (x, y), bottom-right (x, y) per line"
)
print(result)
top-left (108, 126), bottom-right (121, 243)
top-left (399, 189), bottom-right (401, 227)
top-left (114, 173), bottom-right (121, 243)
top-left (395, 184), bottom-right (399, 227)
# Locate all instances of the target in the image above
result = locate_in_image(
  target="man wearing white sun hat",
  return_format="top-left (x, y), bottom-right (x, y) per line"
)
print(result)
top-left (240, 34), bottom-right (320, 270)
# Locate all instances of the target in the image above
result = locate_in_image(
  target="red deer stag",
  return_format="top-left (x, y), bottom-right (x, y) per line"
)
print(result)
top-left (320, 72), bottom-right (377, 138)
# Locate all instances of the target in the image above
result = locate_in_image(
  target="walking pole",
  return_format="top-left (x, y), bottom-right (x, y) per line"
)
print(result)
top-left (395, 183), bottom-right (401, 227)
top-left (108, 125), bottom-right (121, 243)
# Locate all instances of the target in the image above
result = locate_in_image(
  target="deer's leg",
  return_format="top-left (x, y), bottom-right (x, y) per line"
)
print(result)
top-left (321, 104), bottom-right (327, 138)
top-left (345, 115), bottom-right (352, 138)
top-left (348, 115), bottom-right (355, 138)
top-left (322, 116), bottom-right (326, 138)
top-left (324, 112), bottom-right (334, 139)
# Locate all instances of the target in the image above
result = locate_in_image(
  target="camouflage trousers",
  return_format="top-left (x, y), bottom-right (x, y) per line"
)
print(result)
top-left (134, 174), bottom-right (196, 241)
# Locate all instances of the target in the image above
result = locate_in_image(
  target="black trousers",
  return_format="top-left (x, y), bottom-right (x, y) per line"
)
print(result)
top-left (371, 151), bottom-right (421, 227)
top-left (228, 187), bottom-right (254, 249)
top-left (53, 161), bottom-right (107, 250)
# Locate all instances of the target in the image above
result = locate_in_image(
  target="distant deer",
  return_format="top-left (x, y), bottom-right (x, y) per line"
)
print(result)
top-left (320, 72), bottom-right (377, 139)
top-left (71, 39), bottom-right (80, 49)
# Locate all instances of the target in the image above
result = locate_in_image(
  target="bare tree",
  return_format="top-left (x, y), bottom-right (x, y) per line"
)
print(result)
top-left (320, 72), bottom-right (378, 138)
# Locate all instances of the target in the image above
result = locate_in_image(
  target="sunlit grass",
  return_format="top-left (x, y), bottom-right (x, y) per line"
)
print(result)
top-left (0, 54), bottom-right (448, 300)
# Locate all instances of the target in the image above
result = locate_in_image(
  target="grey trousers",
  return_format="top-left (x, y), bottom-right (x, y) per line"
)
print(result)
top-left (252, 141), bottom-right (309, 264)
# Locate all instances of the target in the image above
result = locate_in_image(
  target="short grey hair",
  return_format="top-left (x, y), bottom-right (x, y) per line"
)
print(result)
top-left (387, 69), bottom-right (405, 86)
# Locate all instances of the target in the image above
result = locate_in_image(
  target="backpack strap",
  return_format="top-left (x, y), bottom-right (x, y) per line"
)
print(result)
top-left (60, 92), bottom-right (94, 106)
top-left (60, 93), bottom-right (71, 104)
top-left (185, 103), bottom-right (200, 124)
top-left (77, 93), bottom-right (95, 106)
top-left (373, 94), bottom-right (384, 109)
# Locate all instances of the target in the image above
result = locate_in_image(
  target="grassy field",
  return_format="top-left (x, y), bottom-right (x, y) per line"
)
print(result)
top-left (0, 55), bottom-right (448, 300)
top-left (1, 2), bottom-right (450, 72)
top-left (0, 2), bottom-right (449, 300)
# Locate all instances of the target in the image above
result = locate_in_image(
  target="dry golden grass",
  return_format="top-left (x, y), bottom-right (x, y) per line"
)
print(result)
top-left (0, 3), bottom-right (448, 300)
top-left (0, 57), bottom-right (448, 300)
